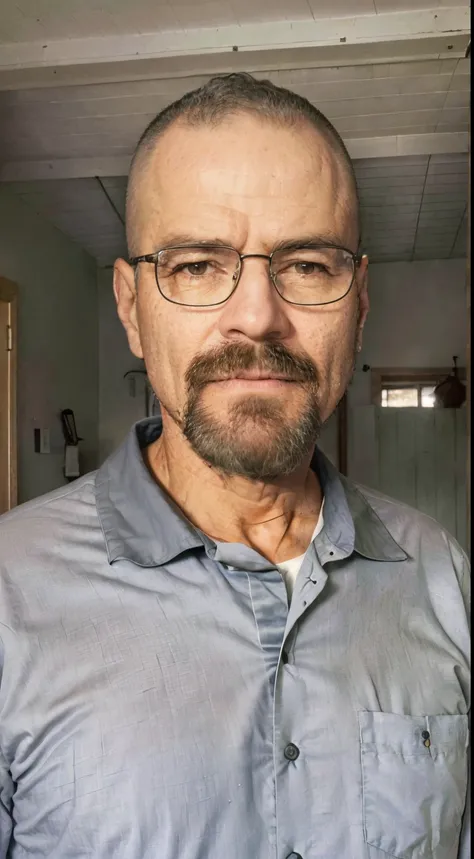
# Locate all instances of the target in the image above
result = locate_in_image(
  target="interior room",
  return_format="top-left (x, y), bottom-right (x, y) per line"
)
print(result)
top-left (0, 7), bottom-right (471, 855)
top-left (0, 0), bottom-right (470, 549)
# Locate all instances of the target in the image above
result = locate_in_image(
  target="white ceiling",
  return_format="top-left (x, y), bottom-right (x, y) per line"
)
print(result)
top-left (0, 0), bottom-right (468, 42)
top-left (0, 58), bottom-right (469, 164)
top-left (357, 151), bottom-right (468, 262)
top-left (0, 1), bottom-right (469, 267)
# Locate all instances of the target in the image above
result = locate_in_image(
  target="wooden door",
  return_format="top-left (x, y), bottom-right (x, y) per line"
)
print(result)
top-left (0, 277), bottom-right (17, 514)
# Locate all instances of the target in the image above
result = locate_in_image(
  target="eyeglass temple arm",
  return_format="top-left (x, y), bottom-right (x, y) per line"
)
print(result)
top-left (129, 254), bottom-right (158, 265)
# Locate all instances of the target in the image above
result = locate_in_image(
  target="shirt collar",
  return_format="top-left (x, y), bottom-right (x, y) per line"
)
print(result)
top-left (96, 417), bottom-right (204, 566)
top-left (313, 448), bottom-right (407, 562)
top-left (96, 417), bottom-right (407, 567)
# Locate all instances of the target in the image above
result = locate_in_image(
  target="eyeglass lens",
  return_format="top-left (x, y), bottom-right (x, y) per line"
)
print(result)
top-left (155, 245), bottom-right (355, 306)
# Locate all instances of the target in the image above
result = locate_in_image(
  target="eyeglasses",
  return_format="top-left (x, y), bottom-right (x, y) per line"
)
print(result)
top-left (129, 243), bottom-right (362, 307)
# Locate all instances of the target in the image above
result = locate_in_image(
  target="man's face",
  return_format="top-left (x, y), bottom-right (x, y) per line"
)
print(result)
top-left (115, 113), bottom-right (368, 479)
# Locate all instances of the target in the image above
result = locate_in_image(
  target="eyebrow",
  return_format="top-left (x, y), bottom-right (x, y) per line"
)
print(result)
top-left (272, 234), bottom-right (351, 252)
top-left (153, 232), bottom-right (353, 253)
top-left (153, 234), bottom-right (232, 249)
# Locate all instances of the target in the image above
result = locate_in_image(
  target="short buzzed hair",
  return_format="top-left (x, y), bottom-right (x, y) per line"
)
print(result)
top-left (126, 72), bottom-right (359, 254)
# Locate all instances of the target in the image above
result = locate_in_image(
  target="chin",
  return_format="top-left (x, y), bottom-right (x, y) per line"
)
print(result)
top-left (183, 394), bottom-right (322, 480)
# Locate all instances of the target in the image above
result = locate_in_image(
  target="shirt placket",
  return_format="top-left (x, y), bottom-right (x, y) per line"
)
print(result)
top-left (272, 541), bottom-right (350, 859)
top-left (212, 536), bottom-right (351, 859)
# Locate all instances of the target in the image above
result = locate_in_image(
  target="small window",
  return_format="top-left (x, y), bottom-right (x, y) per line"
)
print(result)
top-left (420, 385), bottom-right (436, 408)
top-left (381, 384), bottom-right (436, 408)
top-left (373, 369), bottom-right (466, 409)
top-left (381, 387), bottom-right (419, 408)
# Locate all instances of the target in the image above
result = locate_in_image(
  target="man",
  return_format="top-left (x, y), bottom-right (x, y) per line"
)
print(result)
top-left (0, 73), bottom-right (470, 858)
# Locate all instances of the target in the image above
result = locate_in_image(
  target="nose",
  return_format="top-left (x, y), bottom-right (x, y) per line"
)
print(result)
top-left (217, 255), bottom-right (292, 343)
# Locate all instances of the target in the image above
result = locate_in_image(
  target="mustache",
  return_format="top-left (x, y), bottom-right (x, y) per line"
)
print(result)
top-left (185, 342), bottom-right (319, 391)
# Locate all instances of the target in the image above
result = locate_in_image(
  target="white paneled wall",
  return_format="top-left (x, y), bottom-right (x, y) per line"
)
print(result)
top-left (347, 256), bottom-right (468, 546)
top-left (349, 406), bottom-right (467, 549)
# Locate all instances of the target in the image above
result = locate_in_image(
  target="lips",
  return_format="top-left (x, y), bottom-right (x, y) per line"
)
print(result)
top-left (211, 371), bottom-right (296, 382)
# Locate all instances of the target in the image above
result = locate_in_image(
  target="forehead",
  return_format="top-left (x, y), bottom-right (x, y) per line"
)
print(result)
top-left (131, 114), bottom-right (357, 250)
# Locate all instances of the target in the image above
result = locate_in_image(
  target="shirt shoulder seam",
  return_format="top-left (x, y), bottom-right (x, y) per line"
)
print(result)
top-left (3, 475), bottom-right (97, 521)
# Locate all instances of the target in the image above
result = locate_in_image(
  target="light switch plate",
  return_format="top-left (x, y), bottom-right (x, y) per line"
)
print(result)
top-left (34, 427), bottom-right (51, 454)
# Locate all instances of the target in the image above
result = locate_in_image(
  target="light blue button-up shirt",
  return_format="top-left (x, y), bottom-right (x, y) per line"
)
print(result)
top-left (0, 418), bottom-right (470, 858)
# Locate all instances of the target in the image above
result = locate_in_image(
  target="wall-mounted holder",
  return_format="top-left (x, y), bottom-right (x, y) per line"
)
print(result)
top-left (60, 409), bottom-right (82, 481)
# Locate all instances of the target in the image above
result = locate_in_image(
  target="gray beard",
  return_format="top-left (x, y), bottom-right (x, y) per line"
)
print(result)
top-left (182, 386), bottom-right (322, 481)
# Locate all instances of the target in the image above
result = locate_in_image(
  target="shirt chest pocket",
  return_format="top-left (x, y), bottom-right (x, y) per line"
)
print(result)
top-left (358, 711), bottom-right (469, 859)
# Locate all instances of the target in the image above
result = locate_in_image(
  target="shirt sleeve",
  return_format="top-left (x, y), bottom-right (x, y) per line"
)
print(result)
top-left (0, 749), bottom-right (13, 858)
top-left (0, 630), bottom-right (13, 858)
top-left (453, 541), bottom-right (470, 859)
top-left (457, 750), bottom-right (470, 859)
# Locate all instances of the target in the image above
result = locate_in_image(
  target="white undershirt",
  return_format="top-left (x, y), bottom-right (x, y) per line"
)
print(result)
top-left (275, 498), bottom-right (325, 600)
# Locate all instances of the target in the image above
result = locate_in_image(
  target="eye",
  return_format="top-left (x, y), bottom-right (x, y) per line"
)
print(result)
top-left (295, 262), bottom-right (314, 275)
top-left (294, 261), bottom-right (328, 275)
top-left (176, 261), bottom-right (210, 276)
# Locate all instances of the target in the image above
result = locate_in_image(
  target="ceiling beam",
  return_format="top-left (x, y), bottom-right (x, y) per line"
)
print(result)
top-left (0, 35), bottom-right (469, 91)
top-left (347, 131), bottom-right (469, 160)
top-left (0, 8), bottom-right (469, 90)
top-left (0, 132), bottom-right (468, 183)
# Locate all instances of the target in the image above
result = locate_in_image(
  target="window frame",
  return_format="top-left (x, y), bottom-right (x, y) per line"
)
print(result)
top-left (371, 367), bottom-right (467, 408)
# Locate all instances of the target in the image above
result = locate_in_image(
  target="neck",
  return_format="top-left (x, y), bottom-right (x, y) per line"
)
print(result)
top-left (145, 411), bottom-right (323, 565)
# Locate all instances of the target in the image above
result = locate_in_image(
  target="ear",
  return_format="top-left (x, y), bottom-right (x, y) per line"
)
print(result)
top-left (113, 258), bottom-right (144, 359)
top-left (355, 255), bottom-right (369, 352)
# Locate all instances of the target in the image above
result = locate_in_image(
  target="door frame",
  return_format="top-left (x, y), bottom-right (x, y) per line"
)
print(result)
top-left (0, 276), bottom-right (18, 512)
top-left (466, 132), bottom-right (470, 554)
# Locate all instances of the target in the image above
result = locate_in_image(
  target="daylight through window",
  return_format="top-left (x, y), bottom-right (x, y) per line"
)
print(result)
top-left (381, 385), bottom-right (436, 408)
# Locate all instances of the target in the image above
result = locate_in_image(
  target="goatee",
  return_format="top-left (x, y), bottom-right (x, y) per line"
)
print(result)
top-left (182, 342), bottom-right (322, 480)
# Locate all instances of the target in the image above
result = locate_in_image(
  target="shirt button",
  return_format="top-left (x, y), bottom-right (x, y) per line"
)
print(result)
top-left (284, 743), bottom-right (300, 761)
top-left (286, 853), bottom-right (303, 859)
